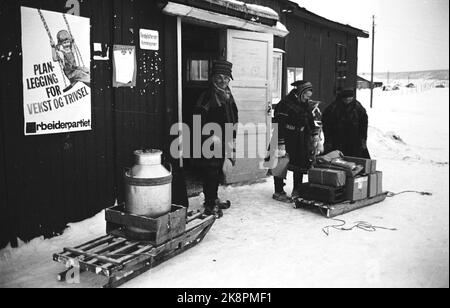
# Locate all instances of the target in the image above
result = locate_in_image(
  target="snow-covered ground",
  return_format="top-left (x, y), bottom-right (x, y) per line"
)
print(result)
top-left (0, 86), bottom-right (448, 288)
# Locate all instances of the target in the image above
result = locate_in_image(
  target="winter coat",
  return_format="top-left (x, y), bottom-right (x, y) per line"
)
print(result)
top-left (322, 98), bottom-right (370, 158)
top-left (273, 91), bottom-right (322, 173)
top-left (194, 86), bottom-right (239, 169)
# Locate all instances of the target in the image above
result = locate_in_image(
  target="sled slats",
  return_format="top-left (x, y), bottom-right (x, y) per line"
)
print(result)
top-left (63, 247), bottom-right (123, 265)
top-left (75, 235), bottom-right (114, 251)
top-left (88, 238), bottom-right (128, 255)
top-left (54, 212), bottom-right (216, 288)
top-left (60, 235), bottom-right (114, 257)
top-left (101, 244), bottom-right (155, 270)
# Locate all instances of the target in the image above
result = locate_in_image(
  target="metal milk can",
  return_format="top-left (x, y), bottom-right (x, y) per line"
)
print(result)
top-left (124, 150), bottom-right (172, 236)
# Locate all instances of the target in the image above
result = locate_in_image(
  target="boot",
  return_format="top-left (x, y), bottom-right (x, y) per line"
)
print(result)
top-left (273, 192), bottom-right (293, 203)
top-left (216, 199), bottom-right (231, 210)
top-left (204, 200), bottom-right (224, 218)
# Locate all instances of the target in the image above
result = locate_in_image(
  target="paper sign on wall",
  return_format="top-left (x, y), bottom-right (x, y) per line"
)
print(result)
top-left (113, 45), bottom-right (137, 88)
top-left (93, 43), bottom-right (110, 61)
top-left (21, 7), bottom-right (91, 136)
top-left (140, 29), bottom-right (159, 51)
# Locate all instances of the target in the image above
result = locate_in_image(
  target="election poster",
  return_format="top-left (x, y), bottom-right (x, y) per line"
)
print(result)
top-left (21, 7), bottom-right (91, 136)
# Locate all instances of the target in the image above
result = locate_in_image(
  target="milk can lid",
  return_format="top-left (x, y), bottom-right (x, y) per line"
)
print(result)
top-left (134, 149), bottom-right (162, 157)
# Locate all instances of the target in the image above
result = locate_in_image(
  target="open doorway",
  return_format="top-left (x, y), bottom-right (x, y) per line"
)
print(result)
top-left (180, 22), bottom-right (274, 195)
top-left (181, 22), bottom-right (222, 195)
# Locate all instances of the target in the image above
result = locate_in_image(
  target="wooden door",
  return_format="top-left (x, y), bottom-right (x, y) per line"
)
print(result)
top-left (225, 30), bottom-right (273, 184)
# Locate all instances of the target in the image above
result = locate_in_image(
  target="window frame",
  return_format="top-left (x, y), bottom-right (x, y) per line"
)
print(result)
top-left (186, 58), bottom-right (211, 85)
top-left (286, 67), bottom-right (304, 95)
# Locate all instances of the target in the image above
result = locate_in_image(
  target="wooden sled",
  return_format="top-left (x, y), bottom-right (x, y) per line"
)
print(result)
top-left (53, 210), bottom-right (215, 288)
top-left (294, 192), bottom-right (388, 218)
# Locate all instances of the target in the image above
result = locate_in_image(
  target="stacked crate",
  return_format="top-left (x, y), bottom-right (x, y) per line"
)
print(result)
top-left (299, 156), bottom-right (383, 204)
top-left (344, 157), bottom-right (383, 201)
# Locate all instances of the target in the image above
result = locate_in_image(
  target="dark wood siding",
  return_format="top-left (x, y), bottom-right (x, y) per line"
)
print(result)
top-left (285, 14), bottom-right (361, 110)
top-left (285, 18), bottom-right (305, 68)
top-left (0, 0), bottom-right (178, 248)
top-left (320, 29), bottom-right (337, 109)
top-left (0, 97), bottom-right (10, 248)
top-left (346, 35), bottom-right (358, 93)
top-left (112, 0), bottom-right (177, 204)
top-left (304, 23), bottom-right (322, 98)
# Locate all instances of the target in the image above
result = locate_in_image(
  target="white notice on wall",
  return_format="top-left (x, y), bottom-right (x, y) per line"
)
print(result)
top-left (113, 45), bottom-right (136, 87)
top-left (140, 29), bottom-right (159, 51)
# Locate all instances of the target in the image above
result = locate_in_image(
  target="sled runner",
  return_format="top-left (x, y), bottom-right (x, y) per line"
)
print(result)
top-left (53, 207), bottom-right (215, 288)
top-left (294, 192), bottom-right (388, 218)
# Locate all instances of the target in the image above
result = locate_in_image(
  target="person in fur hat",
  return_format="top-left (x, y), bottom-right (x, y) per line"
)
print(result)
top-left (271, 81), bottom-right (323, 203)
top-left (323, 88), bottom-right (370, 158)
top-left (194, 60), bottom-right (239, 218)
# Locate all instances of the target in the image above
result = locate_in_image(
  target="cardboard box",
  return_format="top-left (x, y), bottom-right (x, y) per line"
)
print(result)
top-left (368, 173), bottom-right (378, 198)
top-left (376, 171), bottom-right (383, 195)
top-left (308, 168), bottom-right (347, 187)
top-left (344, 157), bottom-right (377, 175)
top-left (346, 176), bottom-right (369, 202)
top-left (371, 160), bottom-right (378, 173)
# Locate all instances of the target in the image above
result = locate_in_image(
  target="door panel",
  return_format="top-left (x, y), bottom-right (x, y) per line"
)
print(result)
top-left (226, 30), bottom-right (273, 184)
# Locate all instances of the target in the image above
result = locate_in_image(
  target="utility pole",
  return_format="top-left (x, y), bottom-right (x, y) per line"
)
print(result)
top-left (370, 15), bottom-right (376, 108)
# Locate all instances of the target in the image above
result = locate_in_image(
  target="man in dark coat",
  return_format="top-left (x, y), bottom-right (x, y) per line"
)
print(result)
top-left (272, 81), bottom-right (323, 202)
top-left (195, 60), bottom-right (239, 218)
top-left (323, 88), bottom-right (370, 158)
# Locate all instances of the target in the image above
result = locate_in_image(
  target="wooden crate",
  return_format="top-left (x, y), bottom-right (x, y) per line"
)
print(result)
top-left (105, 204), bottom-right (187, 246)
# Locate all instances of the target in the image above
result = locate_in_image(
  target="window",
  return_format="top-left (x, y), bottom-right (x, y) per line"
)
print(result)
top-left (287, 67), bottom-right (304, 94)
top-left (187, 59), bottom-right (209, 82)
top-left (272, 50), bottom-right (284, 105)
top-left (336, 44), bottom-right (347, 92)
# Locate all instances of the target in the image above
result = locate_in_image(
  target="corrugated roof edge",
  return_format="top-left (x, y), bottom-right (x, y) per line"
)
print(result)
top-left (280, 0), bottom-right (370, 38)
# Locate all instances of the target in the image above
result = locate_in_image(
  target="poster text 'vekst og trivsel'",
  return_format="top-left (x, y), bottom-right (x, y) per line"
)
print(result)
top-left (25, 62), bottom-right (88, 115)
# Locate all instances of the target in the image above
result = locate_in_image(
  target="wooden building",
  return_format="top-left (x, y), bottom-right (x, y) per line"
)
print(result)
top-left (0, 0), bottom-right (368, 248)
top-left (357, 75), bottom-right (383, 89)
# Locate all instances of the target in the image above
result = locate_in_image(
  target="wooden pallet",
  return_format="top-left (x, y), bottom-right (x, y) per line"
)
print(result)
top-left (53, 211), bottom-right (215, 288)
top-left (294, 192), bottom-right (388, 218)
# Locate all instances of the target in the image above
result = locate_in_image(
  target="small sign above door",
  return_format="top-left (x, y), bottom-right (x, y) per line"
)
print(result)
top-left (140, 29), bottom-right (159, 51)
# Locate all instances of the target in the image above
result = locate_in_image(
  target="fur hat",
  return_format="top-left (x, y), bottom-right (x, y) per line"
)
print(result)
top-left (212, 60), bottom-right (233, 80)
top-left (292, 80), bottom-right (313, 97)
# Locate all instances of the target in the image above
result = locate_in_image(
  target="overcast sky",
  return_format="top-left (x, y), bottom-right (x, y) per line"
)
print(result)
top-left (292, 0), bottom-right (449, 73)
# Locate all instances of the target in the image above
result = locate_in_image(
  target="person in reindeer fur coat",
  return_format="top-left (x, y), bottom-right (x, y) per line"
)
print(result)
top-left (323, 88), bottom-right (370, 159)
top-left (194, 60), bottom-right (239, 218)
top-left (271, 81), bottom-right (323, 203)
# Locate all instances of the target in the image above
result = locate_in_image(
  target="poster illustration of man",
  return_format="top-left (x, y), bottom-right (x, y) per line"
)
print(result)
top-left (21, 7), bottom-right (91, 136)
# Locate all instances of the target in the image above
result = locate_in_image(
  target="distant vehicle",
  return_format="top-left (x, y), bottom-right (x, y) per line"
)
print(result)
top-left (435, 84), bottom-right (446, 88)
top-left (406, 83), bottom-right (416, 88)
